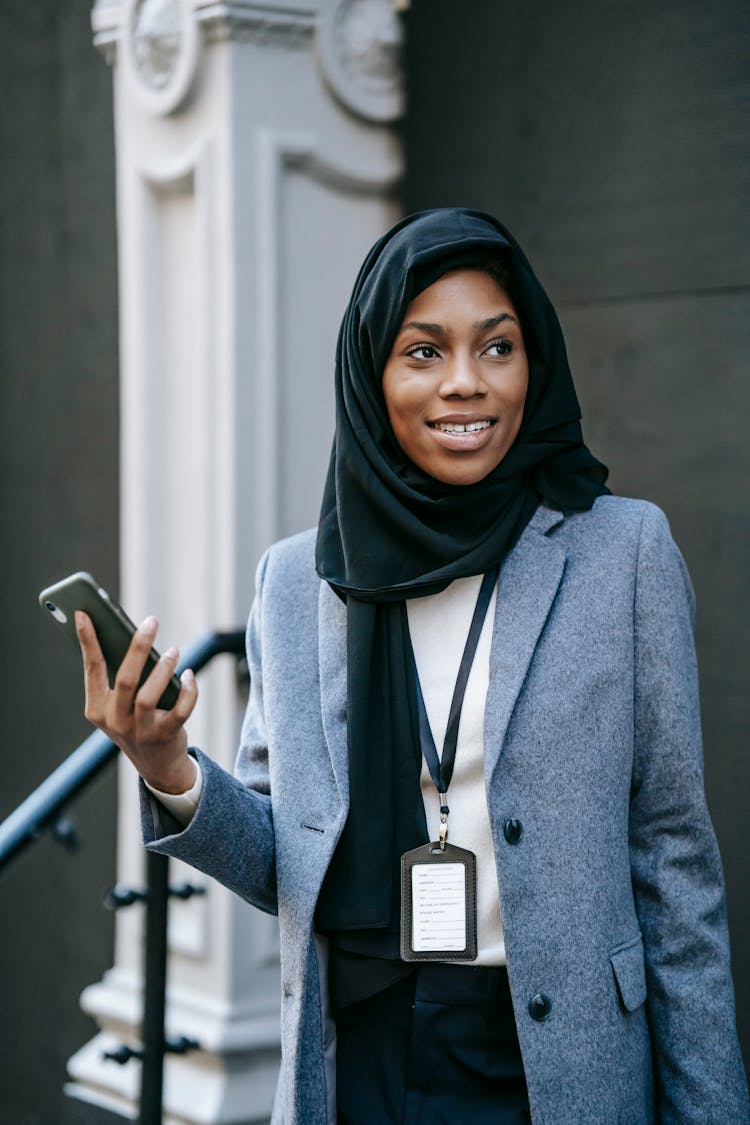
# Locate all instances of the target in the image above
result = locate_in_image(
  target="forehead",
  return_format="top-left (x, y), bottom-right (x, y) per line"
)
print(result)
top-left (402, 268), bottom-right (516, 322)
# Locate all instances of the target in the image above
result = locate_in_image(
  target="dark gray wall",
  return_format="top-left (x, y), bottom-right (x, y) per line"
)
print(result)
top-left (405, 0), bottom-right (750, 1067)
top-left (0, 3), bottom-right (119, 1121)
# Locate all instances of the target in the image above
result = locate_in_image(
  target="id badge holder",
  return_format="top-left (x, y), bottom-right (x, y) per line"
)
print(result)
top-left (400, 841), bottom-right (477, 962)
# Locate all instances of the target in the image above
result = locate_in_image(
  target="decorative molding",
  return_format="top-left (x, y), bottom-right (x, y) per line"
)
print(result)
top-left (130, 0), bottom-right (184, 90)
top-left (125, 140), bottom-right (215, 965)
top-left (67, 966), bottom-right (280, 1123)
top-left (122, 0), bottom-right (201, 115)
top-left (316, 0), bottom-right (404, 123)
top-left (196, 1), bottom-right (315, 47)
top-left (92, 1), bottom-right (317, 62)
top-left (254, 126), bottom-right (399, 547)
top-left (91, 1), bottom-right (121, 63)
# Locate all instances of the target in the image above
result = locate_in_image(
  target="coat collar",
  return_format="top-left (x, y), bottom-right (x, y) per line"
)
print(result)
top-left (483, 506), bottom-right (566, 788)
top-left (527, 503), bottom-right (565, 536)
top-left (317, 506), bottom-right (567, 810)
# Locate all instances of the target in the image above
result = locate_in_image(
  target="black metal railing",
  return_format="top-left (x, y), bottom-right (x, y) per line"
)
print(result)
top-left (0, 628), bottom-right (247, 1125)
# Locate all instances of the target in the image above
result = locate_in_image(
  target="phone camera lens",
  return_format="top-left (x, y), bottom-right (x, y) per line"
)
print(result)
top-left (45, 601), bottom-right (68, 624)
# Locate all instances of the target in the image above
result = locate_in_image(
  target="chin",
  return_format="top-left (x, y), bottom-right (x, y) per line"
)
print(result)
top-left (427, 459), bottom-right (496, 487)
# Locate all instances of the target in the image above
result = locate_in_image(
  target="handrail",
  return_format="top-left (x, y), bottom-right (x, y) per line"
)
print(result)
top-left (0, 626), bottom-right (248, 1125)
top-left (0, 628), bottom-right (246, 875)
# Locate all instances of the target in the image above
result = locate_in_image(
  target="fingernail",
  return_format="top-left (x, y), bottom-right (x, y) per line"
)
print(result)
top-left (139, 615), bottom-right (158, 634)
top-left (162, 645), bottom-right (179, 661)
top-left (181, 668), bottom-right (195, 685)
top-left (74, 611), bottom-right (85, 629)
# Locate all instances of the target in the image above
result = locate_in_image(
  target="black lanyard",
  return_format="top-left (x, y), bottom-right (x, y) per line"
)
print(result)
top-left (411, 567), bottom-right (499, 848)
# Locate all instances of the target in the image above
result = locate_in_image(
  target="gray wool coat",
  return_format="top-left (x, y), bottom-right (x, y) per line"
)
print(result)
top-left (141, 496), bottom-right (749, 1124)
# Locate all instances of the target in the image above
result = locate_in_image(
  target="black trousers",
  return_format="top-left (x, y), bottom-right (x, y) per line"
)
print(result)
top-left (335, 962), bottom-right (532, 1124)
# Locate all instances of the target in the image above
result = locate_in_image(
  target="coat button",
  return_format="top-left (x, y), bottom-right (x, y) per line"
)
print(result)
top-left (528, 993), bottom-right (552, 1021)
top-left (503, 818), bottom-right (523, 844)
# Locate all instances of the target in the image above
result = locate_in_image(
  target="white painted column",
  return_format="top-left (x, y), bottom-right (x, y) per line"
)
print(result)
top-left (67, 2), bottom-right (402, 1121)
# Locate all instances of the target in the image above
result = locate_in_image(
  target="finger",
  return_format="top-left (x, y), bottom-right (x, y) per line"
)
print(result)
top-left (169, 668), bottom-right (199, 725)
top-left (146, 670), bottom-right (198, 751)
top-left (75, 611), bottom-right (110, 718)
top-left (154, 667), bottom-right (199, 732)
top-left (135, 644), bottom-right (180, 712)
top-left (112, 615), bottom-right (159, 722)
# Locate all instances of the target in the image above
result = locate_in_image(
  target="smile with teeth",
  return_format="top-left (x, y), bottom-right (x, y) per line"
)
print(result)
top-left (429, 419), bottom-right (494, 433)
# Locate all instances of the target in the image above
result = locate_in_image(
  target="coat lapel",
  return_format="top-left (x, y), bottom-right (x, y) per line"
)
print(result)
top-left (318, 580), bottom-right (349, 809)
top-left (484, 507), bottom-right (566, 786)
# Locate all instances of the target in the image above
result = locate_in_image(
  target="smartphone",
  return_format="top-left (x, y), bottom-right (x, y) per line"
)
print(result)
top-left (39, 571), bottom-right (182, 710)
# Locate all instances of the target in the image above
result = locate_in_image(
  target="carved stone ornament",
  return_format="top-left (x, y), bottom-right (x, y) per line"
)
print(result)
top-left (316, 0), bottom-right (404, 124)
top-left (123, 0), bottom-right (201, 115)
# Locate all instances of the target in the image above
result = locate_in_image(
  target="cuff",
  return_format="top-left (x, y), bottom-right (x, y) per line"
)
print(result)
top-left (143, 757), bottom-right (203, 828)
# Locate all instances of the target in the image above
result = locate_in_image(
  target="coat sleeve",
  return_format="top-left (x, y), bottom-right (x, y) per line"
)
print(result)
top-left (139, 548), bottom-right (278, 916)
top-left (629, 503), bottom-right (748, 1122)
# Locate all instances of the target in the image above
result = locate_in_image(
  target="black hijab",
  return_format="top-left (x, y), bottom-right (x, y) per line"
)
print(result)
top-left (314, 208), bottom-right (609, 933)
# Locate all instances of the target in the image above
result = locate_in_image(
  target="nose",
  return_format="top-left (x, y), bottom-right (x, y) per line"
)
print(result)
top-left (438, 355), bottom-right (487, 398)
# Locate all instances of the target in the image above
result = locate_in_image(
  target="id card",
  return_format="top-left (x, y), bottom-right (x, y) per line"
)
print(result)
top-left (400, 842), bottom-right (477, 962)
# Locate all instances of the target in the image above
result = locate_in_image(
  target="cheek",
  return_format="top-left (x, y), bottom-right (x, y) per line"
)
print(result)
top-left (381, 365), bottom-right (399, 423)
top-left (389, 401), bottom-right (427, 458)
top-left (381, 379), bottom-right (417, 459)
top-left (383, 372), bottom-right (423, 428)
top-left (507, 369), bottom-right (529, 426)
top-left (512, 388), bottom-right (528, 429)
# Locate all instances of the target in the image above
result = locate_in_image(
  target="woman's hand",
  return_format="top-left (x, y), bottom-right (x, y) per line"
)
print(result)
top-left (75, 610), bottom-right (199, 794)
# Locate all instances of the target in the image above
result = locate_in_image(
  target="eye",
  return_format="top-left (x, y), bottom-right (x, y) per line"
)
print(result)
top-left (483, 338), bottom-right (514, 358)
top-left (405, 343), bottom-right (441, 361)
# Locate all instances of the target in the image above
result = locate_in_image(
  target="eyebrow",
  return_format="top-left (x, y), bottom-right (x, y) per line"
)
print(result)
top-left (475, 313), bottom-right (519, 331)
top-left (401, 321), bottom-right (443, 334)
top-left (400, 312), bottom-right (519, 336)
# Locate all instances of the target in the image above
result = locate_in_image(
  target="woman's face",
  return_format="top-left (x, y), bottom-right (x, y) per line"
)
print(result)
top-left (382, 268), bottom-right (529, 486)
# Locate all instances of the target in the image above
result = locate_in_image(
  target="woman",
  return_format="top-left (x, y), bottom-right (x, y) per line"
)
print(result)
top-left (76, 209), bottom-right (749, 1123)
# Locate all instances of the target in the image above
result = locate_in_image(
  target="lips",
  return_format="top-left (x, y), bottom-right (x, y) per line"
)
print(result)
top-left (426, 415), bottom-right (497, 452)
